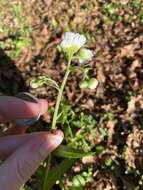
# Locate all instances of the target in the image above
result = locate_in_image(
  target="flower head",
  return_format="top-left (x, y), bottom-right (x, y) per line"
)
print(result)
top-left (60, 32), bottom-right (86, 60)
top-left (77, 48), bottom-right (93, 64)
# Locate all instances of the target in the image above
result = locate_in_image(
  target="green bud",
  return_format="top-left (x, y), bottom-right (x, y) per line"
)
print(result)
top-left (79, 80), bottom-right (88, 89)
top-left (88, 78), bottom-right (98, 89)
top-left (72, 175), bottom-right (85, 187)
top-left (77, 48), bottom-right (93, 64)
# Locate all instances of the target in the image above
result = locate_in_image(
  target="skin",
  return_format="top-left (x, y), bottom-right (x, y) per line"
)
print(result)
top-left (0, 96), bottom-right (63, 190)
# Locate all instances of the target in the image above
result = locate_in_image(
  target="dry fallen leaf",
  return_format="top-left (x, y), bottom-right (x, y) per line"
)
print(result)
top-left (119, 43), bottom-right (139, 57)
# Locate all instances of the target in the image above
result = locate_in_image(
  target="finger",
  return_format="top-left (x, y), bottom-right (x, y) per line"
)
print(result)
top-left (0, 130), bottom-right (63, 190)
top-left (0, 115), bottom-right (7, 123)
top-left (0, 131), bottom-right (60, 159)
top-left (0, 96), bottom-right (48, 122)
top-left (38, 99), bottom-right (48, 115)
top-left (2, 125), bottom-right (28, 137)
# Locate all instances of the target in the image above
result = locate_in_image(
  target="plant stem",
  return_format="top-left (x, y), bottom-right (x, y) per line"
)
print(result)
top-left (43, 59), bottom-right (71, 190)
top-left (43, 155), bottom-right (51, 190)
top-left (51, 60), bottom-right (71, 130)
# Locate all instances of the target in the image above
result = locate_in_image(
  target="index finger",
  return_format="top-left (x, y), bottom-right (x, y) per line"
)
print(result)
top-left (0, 96), bottom-right (48, 122)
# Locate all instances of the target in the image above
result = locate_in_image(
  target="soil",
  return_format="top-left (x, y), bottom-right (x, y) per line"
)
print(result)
top-left (0, 0), bottom-right (143, 189)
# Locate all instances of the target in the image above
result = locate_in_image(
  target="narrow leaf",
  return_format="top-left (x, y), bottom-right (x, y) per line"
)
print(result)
top-left (45, 159), bottom-right (75, 190)
top-left (53, 145), bottom-right (94, 158)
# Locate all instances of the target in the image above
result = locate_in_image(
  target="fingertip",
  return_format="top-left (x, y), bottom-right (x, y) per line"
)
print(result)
top-left (41, 130), bottom-right (64, 146)
top-left (52, 130), bottom-right (64, 139)
top-left (36, 130), bottom-right (64, 154)
top-left (51, 130), bottom-right (64, 146)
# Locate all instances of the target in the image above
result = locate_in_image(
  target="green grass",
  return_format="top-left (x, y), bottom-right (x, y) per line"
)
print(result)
top-left (0, 1), bottom-right (33, 59)
top-left (102, 1), bottom-right (143, 25)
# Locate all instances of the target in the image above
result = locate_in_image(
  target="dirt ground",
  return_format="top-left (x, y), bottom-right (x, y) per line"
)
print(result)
top-left (0, 0), bottom-right (143, 189)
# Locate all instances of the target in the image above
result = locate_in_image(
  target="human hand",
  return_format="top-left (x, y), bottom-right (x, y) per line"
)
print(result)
top-left (0, 95), bottom-right (63, 190)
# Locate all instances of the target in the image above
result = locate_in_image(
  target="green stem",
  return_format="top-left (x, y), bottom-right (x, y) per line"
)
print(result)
top-left (51, 60), bottom-right (71, 130)
top-left (43, 59), bottom-right (71, 190)
top-left (43, 155), bottom-right (51, 190)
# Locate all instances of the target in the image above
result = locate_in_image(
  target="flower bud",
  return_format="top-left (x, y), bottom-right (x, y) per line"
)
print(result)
top-left (88, 78), bottom-right (98, 89)
top-left (79, 80), bottom-right (88, 89)
top-left (77, 48), bottom-right (93, 64)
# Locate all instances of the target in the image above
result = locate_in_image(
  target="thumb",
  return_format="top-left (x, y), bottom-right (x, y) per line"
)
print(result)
top-left (0, 130), bottom-right (63, 190)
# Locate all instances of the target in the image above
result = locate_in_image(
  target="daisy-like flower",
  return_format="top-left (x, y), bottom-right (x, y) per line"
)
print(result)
top-left (77, 48), bottom-right (93, 64)
top-left (60, 32), bottom-right (86, 60)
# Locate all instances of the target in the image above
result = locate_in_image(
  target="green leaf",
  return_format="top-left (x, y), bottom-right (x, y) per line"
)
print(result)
top-left (95, 145), bottom-right (104, 155)
top-left (51, 17), bottom-right (58, 30)
top-left (105, 158), bottom-right (113, 167)
top-left (53, 145), bottom-right (94, 158)
top-left (45, 159), bottom-right (75, 190)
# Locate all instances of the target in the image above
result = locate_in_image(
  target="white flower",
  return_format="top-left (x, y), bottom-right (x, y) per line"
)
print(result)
top-left (60, 32), bottom-right (86, 58)
top-left (61, 32), bottom-right (86, 49)
top-left (77, 48), bottom-right (93, 64)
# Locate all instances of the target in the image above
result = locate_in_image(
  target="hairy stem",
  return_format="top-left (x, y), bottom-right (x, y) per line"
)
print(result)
top-left (51, 60), bottom-right (71, 130)
top-left (43, 59), bottom-right (71, 190)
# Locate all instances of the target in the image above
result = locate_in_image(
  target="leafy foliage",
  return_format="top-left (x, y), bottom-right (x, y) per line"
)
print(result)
top-left (57, 102), bottom-right (97, 152)
top-left (44, 159), bottom-right (75, 190)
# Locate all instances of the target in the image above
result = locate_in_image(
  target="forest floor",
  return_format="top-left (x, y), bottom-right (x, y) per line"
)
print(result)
top-left (0, 0), bottom-right (143, 189)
